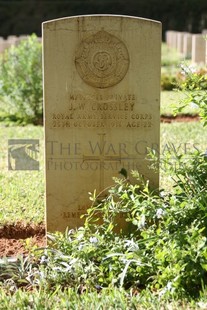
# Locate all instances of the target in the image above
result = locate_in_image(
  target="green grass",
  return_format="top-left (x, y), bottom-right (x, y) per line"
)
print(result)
top-left (161, 43), bottom-right (185, 67)
top-left (161, 121), bottom-right (206, 151)
top-left (0, 124), bottom-right (44, 225)
top-left (161, 91), bottom-right (200, 116)
top-left (160, 121), bottom-right (206, 190)
top-left (0, 286), bottom-right (200, 309)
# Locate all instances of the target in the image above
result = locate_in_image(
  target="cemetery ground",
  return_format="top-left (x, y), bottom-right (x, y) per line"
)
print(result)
top-left (0, 109), bottom-right (207, 308)
top-left (0, 37), bottom-right (207, 307)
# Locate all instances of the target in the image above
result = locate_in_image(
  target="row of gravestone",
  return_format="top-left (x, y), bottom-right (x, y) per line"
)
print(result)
top-left (0, 35), bottom-right (41, 53)
top-left (165, 30), bottom-right (207, 64)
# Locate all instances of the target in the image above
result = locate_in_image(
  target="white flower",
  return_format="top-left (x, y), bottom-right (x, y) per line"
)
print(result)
top-left (158, 281), bottom-right (172, 297)
top-left (156, 208), bottom-right (164, 218)
top-left (159, 191), bottom-right (166, 198)
top-left (89, 236), bottom-right (98, 244)
top-left (197, 302), bottom-right (207, 309)
top-left (78, 244), bottom-right (83, 251)
top-left (190, 102), bottom-right (198, 109)
top-left (40, 255), bottom-right (49, 265)
top-left (180, 63), bottom-right (197, 75)
top-left (166, 281), bottom-right (172, 290)
top-left (77, 233), bottom-right (84, 241)
top-left (125, 239), bottom-right (139, 251)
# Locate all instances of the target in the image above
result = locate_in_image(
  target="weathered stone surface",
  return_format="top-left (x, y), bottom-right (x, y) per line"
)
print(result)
top-left (42, 15), bottom-right (161, 232)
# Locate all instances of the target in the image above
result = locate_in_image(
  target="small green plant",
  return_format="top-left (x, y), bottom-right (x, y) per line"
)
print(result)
top-left (179, 65), bottom-right (207, 91)
top-left (0, 255), bottom-right (40, 290)
top-left (174, 63), bottom-right (207, 125)
top-left (0, 34), bottom-right (42, 125)
top-left (0, 149), bottom-right (207, 300)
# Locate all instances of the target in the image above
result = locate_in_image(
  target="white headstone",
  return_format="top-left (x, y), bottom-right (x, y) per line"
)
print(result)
top-left (0, 37), bottom-right (6, 53)
top-left (7, 35), bottom-right (18, 46)
top-left (43, 15), bottom-right (161, 232)
top-left (177, 32), bottom-right (188, 54)
top-left (165, 30), bottom-right (174, 47)
top-left (172, 31), bottom-right (178, 50)
top-left (192, 34), bottom-right (206, 64)
top-left (183, 33), bottom-right (192, 58)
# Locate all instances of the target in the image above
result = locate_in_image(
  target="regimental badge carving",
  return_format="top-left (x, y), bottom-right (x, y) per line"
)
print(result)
top-left (75, 30), bottom-right (129, 88)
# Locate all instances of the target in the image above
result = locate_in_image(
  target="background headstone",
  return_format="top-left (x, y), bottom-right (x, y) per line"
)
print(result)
top-left (192, 34), bottom-right (206, 64)
top-left (43, 15), bottom-right (161, 232)
top-left (166, 30), bottom-right (173, 48)
top-left (7, 35), bottom-right (18, 47)
top-left (177, 32), bottom-right (186, 54)
top-left (0, 37), bottom-right (6, 53)
top-left (183, 33), bottom-right (192, 58)
top-left (172, 31), bottom-right (178, 50)
top-left (16, 35), bottom-right (28, 45)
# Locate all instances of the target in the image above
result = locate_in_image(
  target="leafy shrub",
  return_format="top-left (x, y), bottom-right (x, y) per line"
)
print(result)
top-left (34, 153), bottom-right (206, 299)
top-left (174, 63), bottom-right (207, 125)
top-left (161, 71), bottom-right (178, 90)
top-left (161, 63), bottom-right (207, 93)
top-left (0, 34), bottom-right (42, 125)
top-left (1, 153), bottom-right (207, 299)
top-left (179, 65), bottom-right (207, 91)
top-left (0, 152), bottom-right (204, 300)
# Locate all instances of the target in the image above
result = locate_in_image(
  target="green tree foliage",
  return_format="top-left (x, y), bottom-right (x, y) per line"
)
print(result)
top-left (0, 34), bottom-right (42, 125)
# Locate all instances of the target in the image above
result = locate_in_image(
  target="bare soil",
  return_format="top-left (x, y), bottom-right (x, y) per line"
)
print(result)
top-left (0, 222), bottom-right (46, 257)
top-left (0, 115), bottom-right (200, 257)
top-left (161, 114), bottom-right (200, 123)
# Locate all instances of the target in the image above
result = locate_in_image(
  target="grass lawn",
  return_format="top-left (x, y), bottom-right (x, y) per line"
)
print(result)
top-left (0, 125), bottom-right (44, 225)
top-left (160, 90), bottom-right (200, 116)
top-left (160, 121), bottom-right (206, 190)
top-left (0, 286), bottom-right (201, 309)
